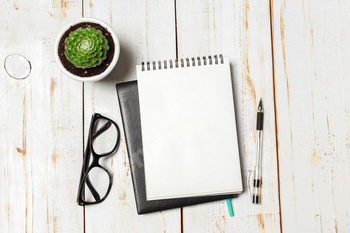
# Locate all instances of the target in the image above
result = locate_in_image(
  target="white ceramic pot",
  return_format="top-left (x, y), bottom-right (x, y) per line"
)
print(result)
top-left (54, 18), bottom-right (120, 82)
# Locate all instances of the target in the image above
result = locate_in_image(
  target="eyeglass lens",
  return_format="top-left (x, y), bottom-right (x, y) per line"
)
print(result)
top-left (92, 118), bottom-right (119, 155)
top-left (82, 166), bottom-right (110, 202)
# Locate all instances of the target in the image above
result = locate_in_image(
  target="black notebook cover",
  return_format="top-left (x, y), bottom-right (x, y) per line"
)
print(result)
top-left (116, 81), bottom-right (237, 214)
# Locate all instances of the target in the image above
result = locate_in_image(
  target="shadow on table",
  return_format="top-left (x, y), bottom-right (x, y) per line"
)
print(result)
top-left (101, 41), bottom-right (135, 85)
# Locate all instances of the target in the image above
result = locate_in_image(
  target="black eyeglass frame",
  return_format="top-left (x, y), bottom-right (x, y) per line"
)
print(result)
top-left (77, 113), bottom-right (120, 206)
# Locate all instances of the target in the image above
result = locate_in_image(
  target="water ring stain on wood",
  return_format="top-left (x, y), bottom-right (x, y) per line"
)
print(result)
top-left (4, 54), bottom-right (31, 80)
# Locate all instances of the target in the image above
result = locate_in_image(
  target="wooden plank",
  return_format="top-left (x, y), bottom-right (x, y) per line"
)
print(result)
top-left (83, 0), bottom-right (180, 232)
top-left (0, 1), bottom-right (83, 233)
top-left (176, 0), bottom-right (281, 232)
top-left (272, 0), bottom-right (350, 232)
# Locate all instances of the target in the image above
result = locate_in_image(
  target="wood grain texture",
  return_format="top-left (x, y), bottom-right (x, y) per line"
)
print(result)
top-left (0, 0), bottom-right (83, 232)
top-left (272, 0), bottom-right (350, 232)
top-left (2, 0), bottom-right (349, 232)
top-left (176, 0), bottom-right (280, 232)
top-left (83, 0), bottom-right (180, 232)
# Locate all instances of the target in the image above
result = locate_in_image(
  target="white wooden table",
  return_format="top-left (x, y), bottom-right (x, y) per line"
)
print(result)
top-left (1, 0), bottom-right (349, 232)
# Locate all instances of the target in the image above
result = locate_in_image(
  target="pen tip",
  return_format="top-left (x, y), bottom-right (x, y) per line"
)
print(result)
top-left (258, 98), bottom-right (263, 111)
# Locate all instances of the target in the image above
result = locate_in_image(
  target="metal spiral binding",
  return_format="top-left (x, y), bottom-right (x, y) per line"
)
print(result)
top-left (141, 54), bottom-right (224, 71)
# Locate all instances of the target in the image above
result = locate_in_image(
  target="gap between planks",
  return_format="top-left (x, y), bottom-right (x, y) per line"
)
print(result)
top-left (82, 81), bottom-right (86, 233)
top-left (174, 0), bottom-right (179, 61)
top-left (269, 0), bottom-right (283, 232)
top-left (81, 1), bottom-right (86, 233)
top-left (173, 1), bottom-right (183, 232)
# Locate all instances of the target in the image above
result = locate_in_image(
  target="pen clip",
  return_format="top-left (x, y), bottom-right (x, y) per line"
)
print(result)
top-left (247, 169), bottom-right (252, 198)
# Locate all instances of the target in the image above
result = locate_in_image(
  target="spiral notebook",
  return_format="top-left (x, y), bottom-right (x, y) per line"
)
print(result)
top-left (137, 55), bottom-right (243, 201)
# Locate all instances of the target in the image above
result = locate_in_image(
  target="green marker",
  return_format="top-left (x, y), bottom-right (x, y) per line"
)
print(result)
top-left (226, 199), bottom-right (234, 217)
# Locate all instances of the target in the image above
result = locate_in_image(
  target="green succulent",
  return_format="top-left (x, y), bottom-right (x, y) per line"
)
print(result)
top-left (64, 27), bottom-right (109, 69)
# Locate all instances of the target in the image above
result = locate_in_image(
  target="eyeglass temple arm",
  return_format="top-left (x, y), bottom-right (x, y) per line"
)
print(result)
top-left (83, 121), bottom-right (112, 201)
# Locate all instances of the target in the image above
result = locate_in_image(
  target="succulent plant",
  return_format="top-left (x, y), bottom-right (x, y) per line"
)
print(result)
top-left (64, 27), bottom-right (109, 69)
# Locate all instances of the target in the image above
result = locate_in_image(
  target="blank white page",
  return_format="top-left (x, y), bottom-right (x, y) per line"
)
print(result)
top-left (137, 57), bottom-right (242, 200)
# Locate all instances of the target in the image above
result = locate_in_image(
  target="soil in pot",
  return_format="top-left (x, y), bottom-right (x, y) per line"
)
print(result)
top-left (58, 22), bottom-right (115, 77)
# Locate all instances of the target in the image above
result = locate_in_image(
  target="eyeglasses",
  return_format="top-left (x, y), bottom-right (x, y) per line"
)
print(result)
top-left (77, 113), bottom-right (120, 206)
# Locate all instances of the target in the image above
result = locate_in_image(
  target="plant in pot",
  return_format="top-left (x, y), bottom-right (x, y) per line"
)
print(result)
top-left (55, 18), bottom-right (120, 82)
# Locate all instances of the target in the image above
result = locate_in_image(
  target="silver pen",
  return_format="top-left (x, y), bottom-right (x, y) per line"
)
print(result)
top-left (252, 98), bottom-right (264, 204)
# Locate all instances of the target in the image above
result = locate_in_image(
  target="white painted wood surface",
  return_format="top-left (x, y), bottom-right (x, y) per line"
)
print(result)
top-left (272, 0), bottom-right (350, 232)
top-left (0, 0), bottom-right (84, 232)
top-left (1, 0), bottom-right (349, 232)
